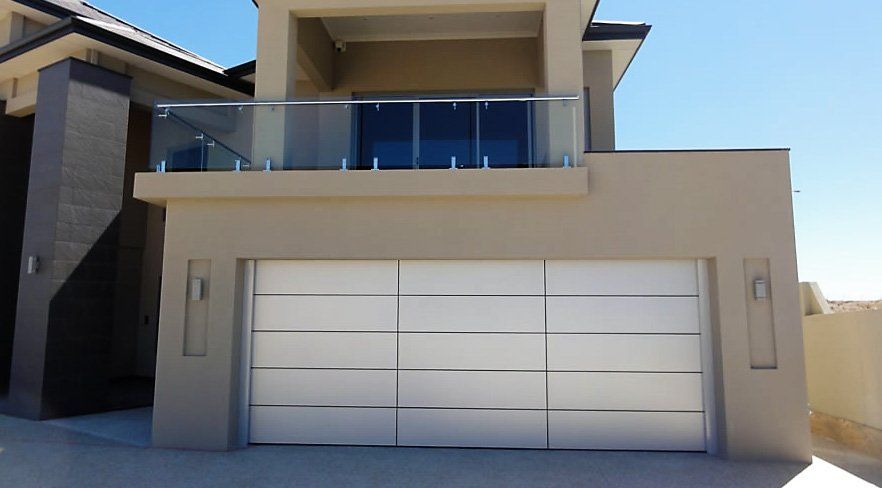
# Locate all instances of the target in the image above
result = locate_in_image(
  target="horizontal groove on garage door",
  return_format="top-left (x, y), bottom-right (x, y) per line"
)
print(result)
top-left (251, 367), bottom-right (703, 373)
top-left (250, 406), bottom-right (702, 413)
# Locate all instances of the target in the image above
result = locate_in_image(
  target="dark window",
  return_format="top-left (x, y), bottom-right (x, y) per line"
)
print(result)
top-left (584, 88), bottom-right (592, 152)
top-left (478, 101), bottom-right (531, 168)
top-left (419, 102), bottom-right (475, 169)
top-left (168, 143), bottom-right (207, 172)
top-left (356, 96), bottom-right (534, 170)
top-left (358, 102), bottom-right (414, 170)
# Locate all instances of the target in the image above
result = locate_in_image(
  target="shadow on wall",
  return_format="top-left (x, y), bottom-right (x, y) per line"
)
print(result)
top-left (39, 214), bottom-right (154, 418)
top-left (0, 106), bottom-right (34, 398)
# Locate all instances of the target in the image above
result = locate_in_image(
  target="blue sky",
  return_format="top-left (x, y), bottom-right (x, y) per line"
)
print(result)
top-left (91, 0), bottom-right (882, 300)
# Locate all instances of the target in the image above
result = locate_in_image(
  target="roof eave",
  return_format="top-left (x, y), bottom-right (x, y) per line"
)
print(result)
top-left (582, 22), bottom-right (652, 90)
top-left (0, 17), bottom-right (255, 96)
top-left (583, 22), bottom-right (651, 42)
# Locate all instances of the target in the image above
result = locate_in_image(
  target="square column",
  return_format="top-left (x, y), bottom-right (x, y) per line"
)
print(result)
top-left (541, 0), bottom-right (586, 161)
top-left (253, 5), bottom-right (299, 169)
top-left (7, 58), bottom-right (132, 419)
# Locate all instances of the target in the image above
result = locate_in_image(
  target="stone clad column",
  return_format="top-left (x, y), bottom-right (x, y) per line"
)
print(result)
top-left (8, 58), bottom-right (132, 419)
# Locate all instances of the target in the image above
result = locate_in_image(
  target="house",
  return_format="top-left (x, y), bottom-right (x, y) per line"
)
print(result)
top-left (0, 0), bottom-right (812, 462)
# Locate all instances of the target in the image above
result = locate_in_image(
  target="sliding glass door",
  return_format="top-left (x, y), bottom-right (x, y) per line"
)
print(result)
top-left (358, 96), bottom-right (533, 170)
top-left (358, 102), bottom-right (414, 170)
top-left (477, 100), bottom-right (531, 169)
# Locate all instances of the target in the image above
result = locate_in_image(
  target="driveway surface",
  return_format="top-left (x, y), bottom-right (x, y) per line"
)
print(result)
top-left (0, 408), bottom-right (879, 487)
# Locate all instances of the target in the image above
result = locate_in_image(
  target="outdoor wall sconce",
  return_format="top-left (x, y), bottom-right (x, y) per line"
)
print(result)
top-left (753, 279), bottom-right (769, 300)
top-left (190, 278), bottom-right (204, 301)
top-left (27, 255), bottom-right (40, 275)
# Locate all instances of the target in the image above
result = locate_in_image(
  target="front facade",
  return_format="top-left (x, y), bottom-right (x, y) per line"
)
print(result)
top-left (1, 0), bottom-right (812, 462)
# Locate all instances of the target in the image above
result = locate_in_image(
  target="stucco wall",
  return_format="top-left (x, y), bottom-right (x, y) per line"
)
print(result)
top-left (253, 0), bottom-right (589, 163)
top-left (332, 38), bottom-right (541, 94)
top-left (136, 149), bottom-right (811, 461)
top-left (804, 310), bottom-right (882, 431)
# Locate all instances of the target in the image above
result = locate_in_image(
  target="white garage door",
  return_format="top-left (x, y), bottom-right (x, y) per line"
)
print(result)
top-left (245, 260), bottom-right (712, 451)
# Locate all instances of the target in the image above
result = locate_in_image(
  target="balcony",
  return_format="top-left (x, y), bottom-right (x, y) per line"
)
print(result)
top-left (148, 96), bottom-right (581, 173)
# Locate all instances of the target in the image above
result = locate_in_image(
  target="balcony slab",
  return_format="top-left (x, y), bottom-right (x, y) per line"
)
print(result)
top-left (133, 167), bottom-right (589, 207)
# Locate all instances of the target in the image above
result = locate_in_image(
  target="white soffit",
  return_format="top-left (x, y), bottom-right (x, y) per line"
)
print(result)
top-left (582, 0), bottom-right (599, 33)
top-left (0, 33), bottom-right (246, 99)
top-left (583, 38), bottom-right (642, 88)
top-left (321, 11), bottom-right (543, 42)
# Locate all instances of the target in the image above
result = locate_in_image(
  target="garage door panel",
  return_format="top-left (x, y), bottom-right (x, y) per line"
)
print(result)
top-left (399, 260), bottom-right (544, 296)
top-left (397, 409), bottom-right (547, 448)
top-left (399, 333), bottom-right (546, 371)
top-left (249, 259), bottom-right (708, 451)
top-left (255, 260), bottom-right (398, 295)
top-left (398, 371), bottom-right (546, 409)
top-left (546, 260), bottom-right (698, 296)
top-left (253, 295), bottom-right (398, 332)
top-left (548, 411), bottom-right (706, 451)
top-left (547, 334), bottom-right (702, 372)
top-left (547, 372), bottom-right (704, 411)
top-left (546, 297), bottom-right (699, 334)
top-left (399, 296), bottom-right (545, 333)
top-left (251, 369), bottom-right (397, 407)
top-left (250, 406), bottom-right (396, 445)
top-left (252, 332), bottom-right (397, 369)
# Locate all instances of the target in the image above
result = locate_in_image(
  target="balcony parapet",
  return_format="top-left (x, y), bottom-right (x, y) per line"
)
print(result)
top-left (133, 167), bottom-right (589, 207)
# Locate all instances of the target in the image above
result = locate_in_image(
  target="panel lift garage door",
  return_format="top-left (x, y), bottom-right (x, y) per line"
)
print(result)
top-left (246, 260), bottom-right (711, 451)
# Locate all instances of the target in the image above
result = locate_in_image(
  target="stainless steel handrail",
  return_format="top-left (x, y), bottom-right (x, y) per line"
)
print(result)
top-left (156, 95), bottom-right (580, 109)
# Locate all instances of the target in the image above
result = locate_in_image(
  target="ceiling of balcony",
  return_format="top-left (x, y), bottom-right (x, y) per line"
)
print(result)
top-left (321, 11), bottom-right (543, 43)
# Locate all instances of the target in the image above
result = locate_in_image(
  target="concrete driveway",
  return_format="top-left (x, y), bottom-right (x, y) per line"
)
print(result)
top-left (0, 408), bottom-right (879, 487)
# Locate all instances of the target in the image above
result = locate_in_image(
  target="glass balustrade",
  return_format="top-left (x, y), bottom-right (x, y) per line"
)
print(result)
top-left (149, 96), bottom-right (579, 172)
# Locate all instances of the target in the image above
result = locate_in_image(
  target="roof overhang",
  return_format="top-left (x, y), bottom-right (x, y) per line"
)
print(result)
top-left (0, 16), bottom-right (254, 96)
top-left (250, 0), bottom-right (600, 29)
top-left (582, 21), bottom-right (650, 89)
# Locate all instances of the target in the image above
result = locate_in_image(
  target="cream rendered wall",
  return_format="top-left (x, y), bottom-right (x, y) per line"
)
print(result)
top-left (332, 38), bottom-right (540, 94)
top-left (0, 12), bottom-right (45, 46)
top-left (582, 50), bottom-right (615, 150)
top-left (252, 0), bottom-right (591, 163)
top-left (804, 310), bottom-right (882, 431)
top-left (138, 150), bottom-right (811, 462)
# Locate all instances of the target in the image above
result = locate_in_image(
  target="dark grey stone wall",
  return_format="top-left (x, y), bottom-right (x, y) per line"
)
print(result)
top-left (7, 58), bottom-right (134, 419)
top-left (0, 103), bottom-right (34, 396)
top-left (110, 108), bottom-right (151, 378)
